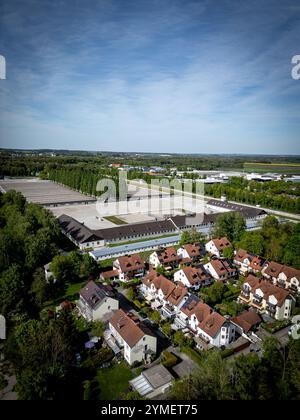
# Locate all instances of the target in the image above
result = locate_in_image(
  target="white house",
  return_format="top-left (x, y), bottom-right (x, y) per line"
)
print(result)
top-left (149, 247), bottom-right (181, 269)
top-left (205, 237), bottom-right (232, 257)
top-left (234, 249), bottom-right (266, 275)
top-left (238, 275), bottom-right (295, 320)
top-left (174, 266), bottom-right (212, 291)
top-left (113, 253), bottom-right (145, 282)
top-left (177, 243), bottom-right (205, 262)
top-left (186, 300), bottom-right (236, 348)
top-left (140, 270), bottom-right (188, 319)
top-left (77, 280), bottom-right (119, 322)
top-left (262, 261), bottom-right (300, 294)
top-left (204, 258), bottom-right (237, 281)
top-left (109, 309), bottom-right (157, 365)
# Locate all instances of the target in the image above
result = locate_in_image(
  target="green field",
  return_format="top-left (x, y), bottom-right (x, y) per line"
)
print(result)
top-left (244, 162), bottom-right (300, 174)
top-left (103, 215), bottom-right (128, 225)
top-left (96, 362), bottom-right (137, 400)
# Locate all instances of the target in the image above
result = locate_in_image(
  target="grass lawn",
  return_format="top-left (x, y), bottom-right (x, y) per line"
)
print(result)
top-left (103, 215), bottom-right (128, 225)
top-left (181, 346), bottom-right (203, 366)
top-left (96, 362), bottom-right (136, 400)
top-left (43, 279), bottom-right (86, 308)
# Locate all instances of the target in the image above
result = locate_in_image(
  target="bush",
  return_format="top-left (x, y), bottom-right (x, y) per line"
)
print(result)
top-left (220, 348), bottom-right (235, 359)
top-left (161, 351), bottom-right (178, 368)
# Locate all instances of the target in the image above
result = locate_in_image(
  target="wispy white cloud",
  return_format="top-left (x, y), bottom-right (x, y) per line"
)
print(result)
top-left (0, 0), bottom-right (299, 154)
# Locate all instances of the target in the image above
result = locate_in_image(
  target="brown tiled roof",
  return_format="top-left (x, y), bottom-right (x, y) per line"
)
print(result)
top-left (181, 266), bottom-right (211, 285)
top-left (234, 249), bottom-right (251, 263)
top-left (142, 270), bottom-right (175, 298)
top-left (116, 253), bottom-right (145, 273)
top-left (245, 275), bottom-right (290, 306)
top-left (234, 249), bottom-right (266, 271)
top-left (100, 269), bottom-right (119, 279)
top-left (211, 237), bottom-right (232, 251)
top-left (156, 247), bottom-right (181, 264)
top-left (199, 311), bottom-right (227, 338)
top-left (264, 262), bottom-right (300, 283)
top-left (183, 243), bottom-right (204, 259)
top-left (180, 295), bottom-right (201, 317)
top-left (209, 258), bottom-right (236, 277)
top-left (167, 284), bottom-right (188, 306)
top-left (109, 309), bottom-right (155, 348)
top-left (232, 310), bottom-right (262, 333)
top-left (193, 301), bottom-right (213, 323)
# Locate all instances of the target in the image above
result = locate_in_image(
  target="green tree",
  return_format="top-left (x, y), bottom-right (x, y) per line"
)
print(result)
top-left (213, 212), bottom-right (246, 242)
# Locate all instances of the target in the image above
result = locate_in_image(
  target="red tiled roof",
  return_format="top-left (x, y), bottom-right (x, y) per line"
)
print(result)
top-left (109, 309), bottom-right (154, 348)
top-left (183, 243), bottom-right (203, 258)
top-left (181, 266), bottom-right (211, 285)
top-left (211, 237), bottom-right (232, 251)
top-left (116, 253), bottom-right (145, 273)
top-left (167, 284), bottom-right (188, 306)
top-left (209, 258), bottom-right (236, 277)
top-left (245, 275), bottom-right (290, 306)
top-left (142, 270), bottom-right (175, 298)
top-left (156, 247), bottom-right (181, 264)
top-left (232, 310), bottom-right (262, 333)
top-left (264, 262), bottom-right (300, 282)
top-left (199, 311), bottom-right (227, 338)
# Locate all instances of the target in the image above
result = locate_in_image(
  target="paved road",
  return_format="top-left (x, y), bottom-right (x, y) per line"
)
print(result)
top-left (128, 180), bottom-right (300, 221)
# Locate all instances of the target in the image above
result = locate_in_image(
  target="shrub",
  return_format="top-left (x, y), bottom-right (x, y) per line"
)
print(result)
top-left (161, 351), bottom-right (178, 368)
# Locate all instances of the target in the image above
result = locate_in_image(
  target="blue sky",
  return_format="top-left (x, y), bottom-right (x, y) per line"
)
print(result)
top-left (0, 0), bottom-right (300, 155)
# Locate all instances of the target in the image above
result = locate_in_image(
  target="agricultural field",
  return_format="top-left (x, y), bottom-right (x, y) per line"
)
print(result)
top-left (244, 162), bottom-right (300, 174)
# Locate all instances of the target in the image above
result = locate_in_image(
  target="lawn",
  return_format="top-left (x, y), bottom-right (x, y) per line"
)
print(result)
top-left (43, 279), bottom-right (86, 308)
top-left (103, 215), bottom-right (128, 225)
top-left (96, 362), bottom-right (136, 400)
top-left (181, 346), bottom-right (203, 366)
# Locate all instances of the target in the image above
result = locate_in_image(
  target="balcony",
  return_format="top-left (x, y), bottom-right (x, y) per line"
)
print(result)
top-left (266, 304), bottom-right (276, 314)
top-left (161, 304), bottom-right (176, 319)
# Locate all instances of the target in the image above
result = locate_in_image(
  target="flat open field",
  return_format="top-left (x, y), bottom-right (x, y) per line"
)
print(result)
top-left (0, 178), bottom-right (95, 205)
top-left (244, 162), bottom-right (300, 174)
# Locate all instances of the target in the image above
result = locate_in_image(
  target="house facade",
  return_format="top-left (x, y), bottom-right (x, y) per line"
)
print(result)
top-left (234, 249), bottom-right (266, 275)
top-left (109, 309), bottom-right (157, 365)
top-left (174, 266), bottom-right (213, 290)
top-left (204, 258), bottom-right (237, 281)
top-left (177, 243), bottom-right (205, 263)
top-left (262, 262), bottom-right (300, 294)
top-left (205, 237), bottom-right (232, 257)
top-left (113, 253), bottom-right (145, 282)
top-left (149, 247), bottom-right (181, 269)
top-left (77, 280), bottom-right (119, 322)
top-left (238, 275), bottom-right (295, 320)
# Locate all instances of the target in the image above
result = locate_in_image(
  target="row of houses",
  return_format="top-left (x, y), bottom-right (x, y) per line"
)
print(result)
top-left (75, 239), bottom-right (300, 366)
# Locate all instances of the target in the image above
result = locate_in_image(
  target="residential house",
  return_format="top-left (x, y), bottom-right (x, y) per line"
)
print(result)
top-left (238, 274), bottom-right (295, 320)
top-left (174, 265), bottom-right (213, 291)
top-left (234, 249), bottom-right (266, 275)
top-left (205, 237), bottom-right (232, 257)
top-left (161, 283), bottom-right (189, 319)
top-left (231, 310), bottom-right (262, 335)
top-left (149, 247), bottom-right (181, 269)
top-left (109, 309), bottom-right (157, 365)
top-left (204, 258), bottom-right (237, 281)
top-left (113, 253), bottom-right (145, 282)
top-left (189, 301), bottom-right (236, 348)
top-left (77, 280), bottom-right (119, 322)
top-left (262, 262), bottom-right (300, 294)
top-left (175, 294), bottom-right (201, 330)
top-left (177, 243), bottom-right (205, 263)
top-left (140, 270), bottom-right (188, 319)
